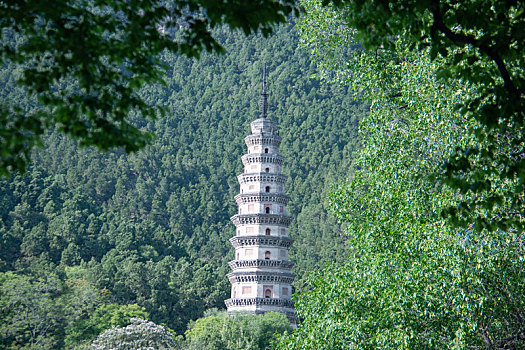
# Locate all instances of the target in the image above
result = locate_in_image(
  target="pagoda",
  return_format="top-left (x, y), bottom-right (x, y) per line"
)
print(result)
top-left (225, 68), bottom-right (296, 325)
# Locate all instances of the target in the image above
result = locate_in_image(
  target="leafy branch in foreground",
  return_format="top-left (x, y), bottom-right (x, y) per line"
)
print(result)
top-left (275, 1), bottom-right (525, 348)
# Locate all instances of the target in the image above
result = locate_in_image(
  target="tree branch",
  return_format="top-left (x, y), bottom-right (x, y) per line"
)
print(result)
top-left (429, 0), bottom-right (520, 100)
top-left (496, 327), bottom-right (525, 349)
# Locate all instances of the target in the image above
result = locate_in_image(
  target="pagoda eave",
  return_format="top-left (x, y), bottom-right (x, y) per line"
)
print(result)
top-left (228, 259), bottom-right (295, 271)
top-left (224, 297), bottom-right (294, 309)
top-left (229, 235), bottom-right (294, 248)
top-left (237, 173), bottom-right (288, 185)
top-left (241, 154), bottom-right (284, 166)
top-left (227, 271), bottom-right (296, 284)
top-left (230, 214), bottom-right (293, 227)
top-left (234, 193), bottom-right (290, 206)
top-left (244, 134), bottom-right (282, 147)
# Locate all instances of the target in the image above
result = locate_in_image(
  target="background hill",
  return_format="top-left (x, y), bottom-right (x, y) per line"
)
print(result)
top-left (0, 23), bottom-right (367, 347)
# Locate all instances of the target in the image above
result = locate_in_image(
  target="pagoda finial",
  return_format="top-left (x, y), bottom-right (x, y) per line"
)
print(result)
top-left (259, 64), bottom-right (268, 118)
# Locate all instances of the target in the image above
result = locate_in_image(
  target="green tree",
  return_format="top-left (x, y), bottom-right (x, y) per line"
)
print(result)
top-left (276, 1), bottom-right (525, 348)
top-left (0, 272), bottom-right (64, 349)
top-left (0, 22), bottom-right (366, 346)
top-left (0, 0), bottom-right (299, 176)
top-left (305, 0), bottom-right (524, 231)
top-left (65, 303), bottom-right (149, 349)
top-left (185, 310), bottom-right (290, 350)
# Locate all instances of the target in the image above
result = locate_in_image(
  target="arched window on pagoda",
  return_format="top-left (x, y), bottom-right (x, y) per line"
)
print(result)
top-left (264, 148), bottom-right (269, 153)
top-left (265, 228), bottom-right (271, 235)
top-left (265, 251), bottom-right (271, 260)
top-left (265, 186), bottom-right (270, 193)
top-left (265, 288), bottom-right (272, 298)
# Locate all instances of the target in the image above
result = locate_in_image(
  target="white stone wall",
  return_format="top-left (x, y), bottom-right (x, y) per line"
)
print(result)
top-left (239, 181), bottom-right (284, 194)
top-left (230, 282), bottom-right (292, 300)
top-left (227, 117), bottom-right (295, 321)
top-left (238, 202), bottom-right (286, 215)
top-left (244, 163), bottom-right (282, 174)
top-left (236, 225), bottom-right (288, 237)
top-left (235, 246), bottom-right (282, 260)
top-left (247, 144), bottom-right (279, 154)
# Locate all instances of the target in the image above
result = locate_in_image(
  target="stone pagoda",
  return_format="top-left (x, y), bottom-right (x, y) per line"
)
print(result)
top-left (225, 68), bottom-right (296, 325)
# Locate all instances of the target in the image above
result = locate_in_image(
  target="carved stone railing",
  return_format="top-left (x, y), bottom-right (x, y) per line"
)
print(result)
top-left (228, 259), bottom-right (295, 270)
top-left (234, 193), bottom-right (290, 206)
top-left (244, 135), bottom-right (281, 147)
top-left (241, 154), bottom-right (284, 166)
top-left (225, 297), bottom-right (294, 308)
top-left (227, 271), bottom-right (296, 284)
top-left (229, 235), bottom-right (294, 248)
top-left (237, 173), bottom-right (287, 185)
top-left (230, 214), bottom-right (292, 227)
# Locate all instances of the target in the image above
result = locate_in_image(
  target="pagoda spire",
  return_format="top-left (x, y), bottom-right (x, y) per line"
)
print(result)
top-left (259, 64), bottom-right (268, 118)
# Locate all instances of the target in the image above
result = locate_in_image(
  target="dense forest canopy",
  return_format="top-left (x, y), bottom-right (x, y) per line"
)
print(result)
top-left (0, 0), bottom-right (299, 175)
top-left (0, 22), bottom-right (367, 349)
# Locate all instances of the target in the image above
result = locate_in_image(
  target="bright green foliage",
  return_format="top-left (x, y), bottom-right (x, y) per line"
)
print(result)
top-left (0, 0), bottom-right (299, 176)
top-left (185, 310), bottom-right (290, 350)
top-left (275, 1), bottom-right (525, 348)
top-left (64, 303), bottom-right (149, 349)
top-left (317, 0), bottom-right (525, 231)
top-left (280, 236), bottom-right (525, 349)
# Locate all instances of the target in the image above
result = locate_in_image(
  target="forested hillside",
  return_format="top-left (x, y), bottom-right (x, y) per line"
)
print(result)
top-left (0, 23), bottom-right (367, 348)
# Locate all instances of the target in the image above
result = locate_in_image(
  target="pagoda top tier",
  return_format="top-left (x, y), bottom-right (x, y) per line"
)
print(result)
top-left (250, 118), bottom-right (277, 136)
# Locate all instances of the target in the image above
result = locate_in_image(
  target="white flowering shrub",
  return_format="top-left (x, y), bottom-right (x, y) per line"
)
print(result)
top-left (91, 318), bottom-right (177, 350)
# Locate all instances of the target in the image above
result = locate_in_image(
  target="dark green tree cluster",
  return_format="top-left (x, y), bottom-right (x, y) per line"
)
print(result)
top-left (0, 271), bottom-right (149, 349)
top-left (0, 23), bottom-right (367, 348)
